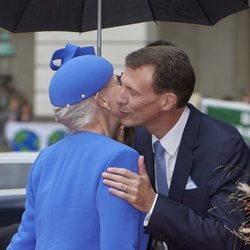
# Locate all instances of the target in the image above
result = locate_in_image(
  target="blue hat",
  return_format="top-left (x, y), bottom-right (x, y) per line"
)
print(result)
top-left (49, 45), bottom-right (113, 107)
top-left (50, 43), bottom-right (96, 71)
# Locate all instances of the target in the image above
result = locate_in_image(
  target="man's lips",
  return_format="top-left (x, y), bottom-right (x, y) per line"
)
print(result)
top-left (120, 109), bottom-right (129, 116)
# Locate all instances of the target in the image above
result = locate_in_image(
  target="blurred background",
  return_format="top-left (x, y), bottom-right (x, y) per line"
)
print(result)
top-left (0, 8), bottom-right (250, 151)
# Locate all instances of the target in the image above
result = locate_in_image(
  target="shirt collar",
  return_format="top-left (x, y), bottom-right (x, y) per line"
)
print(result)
top-left (152, 106), bottom-right (190, 156)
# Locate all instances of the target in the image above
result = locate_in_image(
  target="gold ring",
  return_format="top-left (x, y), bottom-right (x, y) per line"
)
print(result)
top-left (125, 185), bottom-right (128, 193)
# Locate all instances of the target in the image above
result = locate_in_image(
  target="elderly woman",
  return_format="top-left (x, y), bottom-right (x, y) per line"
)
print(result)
top-left (7, 44), bottom-right (148, 250)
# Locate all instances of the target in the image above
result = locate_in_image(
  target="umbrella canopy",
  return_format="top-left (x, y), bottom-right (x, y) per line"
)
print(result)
top-left (0, 0), bottom-right (248, 55)
top-left (0, 0), bottom-right (248, 33)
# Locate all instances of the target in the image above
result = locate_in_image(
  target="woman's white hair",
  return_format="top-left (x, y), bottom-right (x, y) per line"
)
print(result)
top-left (54, 97), bottom-right (96, 133)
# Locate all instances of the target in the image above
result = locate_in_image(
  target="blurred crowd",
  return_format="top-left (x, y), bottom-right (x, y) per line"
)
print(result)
top-left (5, 85), bottom-right (32, 122)
top-left (242, 89), bottom-right (250, 104)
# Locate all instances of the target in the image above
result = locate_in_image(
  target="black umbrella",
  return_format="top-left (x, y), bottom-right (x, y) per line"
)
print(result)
top-left (0, 0), bottom-right (248, 55)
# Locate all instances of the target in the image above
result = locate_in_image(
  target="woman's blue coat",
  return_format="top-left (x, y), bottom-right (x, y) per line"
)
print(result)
top-left (8, 132), bottom-right (148, 250)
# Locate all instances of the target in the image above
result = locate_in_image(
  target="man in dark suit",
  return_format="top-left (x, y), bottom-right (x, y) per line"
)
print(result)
top-left (102, 45), bottom-right (250, 249)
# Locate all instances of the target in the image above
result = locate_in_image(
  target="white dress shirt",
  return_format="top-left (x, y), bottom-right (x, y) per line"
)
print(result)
top-left (144, 106), bottom-right (190, 226)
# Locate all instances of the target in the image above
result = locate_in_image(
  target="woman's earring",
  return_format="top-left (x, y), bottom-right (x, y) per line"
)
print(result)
top-left (107, 106), bottom-right (111, 111)
top-left (120, 128), bottom-right (124, 136)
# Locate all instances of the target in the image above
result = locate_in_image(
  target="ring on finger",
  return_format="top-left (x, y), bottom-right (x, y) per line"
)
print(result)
top-left (125, 184), bottom-right (128, 193)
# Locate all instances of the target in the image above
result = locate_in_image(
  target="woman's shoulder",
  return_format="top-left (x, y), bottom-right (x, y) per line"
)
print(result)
top-left (38, 132), bottom-right (139, 161)
top-left (103, 139), bottom-right (140, 171)
top-left (104, 136), bottom-right (138, 155)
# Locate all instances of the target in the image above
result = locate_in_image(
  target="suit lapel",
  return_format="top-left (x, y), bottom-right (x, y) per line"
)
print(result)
top-left (168, 144), bottom-right (194, 202)
top-left (134, 127), bottom-right (155, 190)
top-left (144, 139), bottom-right (155, 190)
top-left (168, 104), bottom-right (200, 202)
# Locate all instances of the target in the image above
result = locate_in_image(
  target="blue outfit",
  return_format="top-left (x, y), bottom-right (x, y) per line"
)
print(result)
top-left (8, 132), bottom-right (148, 250)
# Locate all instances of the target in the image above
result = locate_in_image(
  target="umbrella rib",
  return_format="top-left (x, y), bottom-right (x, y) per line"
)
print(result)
top-left (197, 0), bottom-right (213, 25)
top-left (13, 0), bottom-right (32, 31)
top-left (79, 0), bottom-right (85, 32)
top-left (147, 0), bottom-right (157, 24)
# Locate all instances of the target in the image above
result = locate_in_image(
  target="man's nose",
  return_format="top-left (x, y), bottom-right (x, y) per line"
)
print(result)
top-left (117, 88), bottom-right (128, 105)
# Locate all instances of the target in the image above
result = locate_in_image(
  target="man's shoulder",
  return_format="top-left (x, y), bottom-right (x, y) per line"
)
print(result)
top-left (188, 103), bottom-right (240, 135)
top-left (135, 126), bottom-right (149, 135)
top-left (134, 126), bottom-right (151, 143)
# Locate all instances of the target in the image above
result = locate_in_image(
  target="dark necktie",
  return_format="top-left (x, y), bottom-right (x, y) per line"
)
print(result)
top-left (153, 140), bottom-right (168, 196)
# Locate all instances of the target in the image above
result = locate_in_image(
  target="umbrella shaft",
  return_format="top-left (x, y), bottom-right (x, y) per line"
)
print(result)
top-left (97, 0), bottom-right (102, 56)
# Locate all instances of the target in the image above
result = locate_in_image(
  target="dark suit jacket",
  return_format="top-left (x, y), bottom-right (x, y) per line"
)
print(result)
top-left (134, 104), bottom-right (250, 250)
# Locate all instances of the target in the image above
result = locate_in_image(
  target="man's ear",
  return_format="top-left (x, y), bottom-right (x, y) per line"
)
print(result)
top-left (161, 93), bottom-right (177, 110)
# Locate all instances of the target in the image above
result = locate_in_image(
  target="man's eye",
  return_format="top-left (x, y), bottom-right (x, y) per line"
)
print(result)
top-left (129, 89), bottom-right (139, 96)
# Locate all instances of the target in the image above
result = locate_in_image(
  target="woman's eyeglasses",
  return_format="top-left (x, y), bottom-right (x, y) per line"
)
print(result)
top-left (115, 72), bottom-right (123, 86)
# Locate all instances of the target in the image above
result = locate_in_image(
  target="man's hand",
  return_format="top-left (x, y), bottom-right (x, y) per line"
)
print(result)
top-left (102, 156), bottom-right (156, 213)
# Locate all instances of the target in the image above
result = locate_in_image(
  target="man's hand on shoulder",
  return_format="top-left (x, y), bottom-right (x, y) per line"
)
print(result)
top-left (102, 156), bottom-right (156, 213)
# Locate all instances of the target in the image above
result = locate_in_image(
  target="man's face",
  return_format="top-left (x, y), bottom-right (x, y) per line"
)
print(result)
top-left (117, 65), bottom-right (164, 129)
